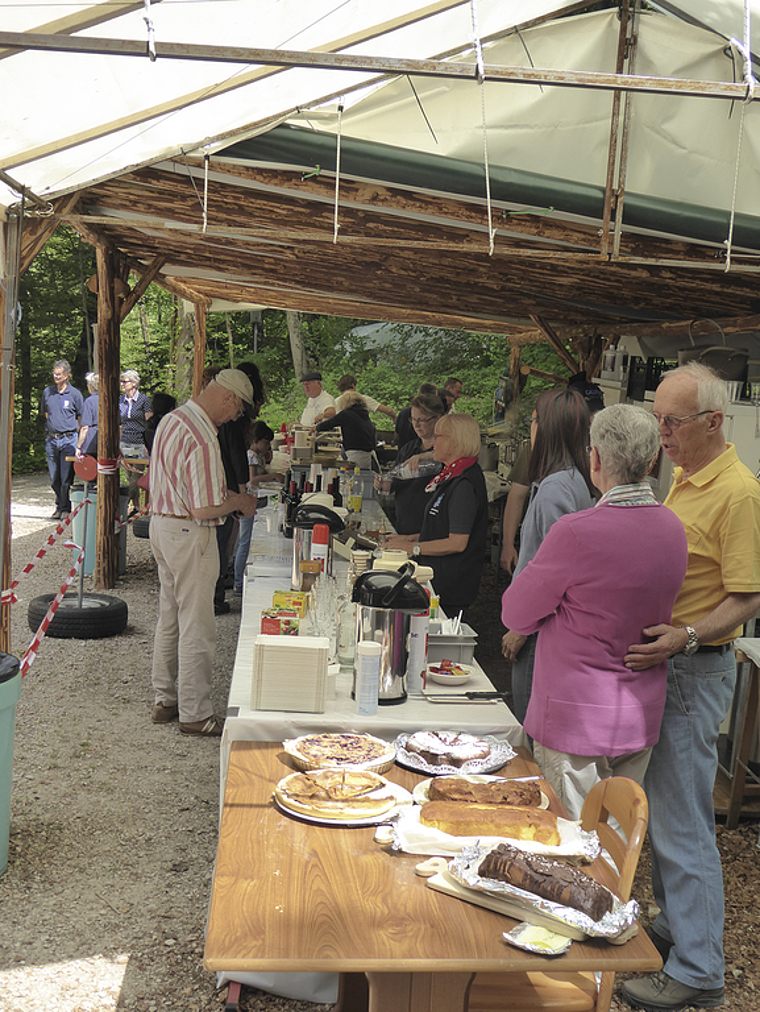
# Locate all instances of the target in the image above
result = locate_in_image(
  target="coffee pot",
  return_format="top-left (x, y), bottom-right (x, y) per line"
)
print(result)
top-left (351, 563), bottom-right (430, 704)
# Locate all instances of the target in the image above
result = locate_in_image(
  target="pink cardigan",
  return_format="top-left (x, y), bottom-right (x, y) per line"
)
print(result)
top-left (501, 502), bottom-right (688, 756)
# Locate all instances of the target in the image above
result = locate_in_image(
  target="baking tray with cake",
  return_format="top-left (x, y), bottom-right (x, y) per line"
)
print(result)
top-left (411, 774), bottom-right (550, 810)
top-left (389, 801), bottom-right (600, 861)
top-left (392, 730), bottom-right (516, 776)
top-left (445, 842), bottom-right (639, 942)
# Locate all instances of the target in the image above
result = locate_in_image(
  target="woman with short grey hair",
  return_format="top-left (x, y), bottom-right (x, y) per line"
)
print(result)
top-left (590, 403), bottom-right (660, 486)
top-left (502, 403), bottom-right (689, 817)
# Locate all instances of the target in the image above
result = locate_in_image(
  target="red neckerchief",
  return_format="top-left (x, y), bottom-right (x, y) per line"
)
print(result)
top-left (425, 455), bottom-right (478, 493)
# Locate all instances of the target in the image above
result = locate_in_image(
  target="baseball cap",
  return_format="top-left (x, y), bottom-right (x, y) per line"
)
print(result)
top-left (301, 371), bottom-right (322, 382)
top-left (214, 369), bottom-right (255, 418)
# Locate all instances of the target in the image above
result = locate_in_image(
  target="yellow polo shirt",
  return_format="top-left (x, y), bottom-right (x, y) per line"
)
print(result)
top-left (666, 443), bottom-right (760, 643)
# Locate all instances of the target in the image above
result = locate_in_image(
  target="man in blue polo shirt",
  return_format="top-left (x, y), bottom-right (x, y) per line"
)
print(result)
top-left (41, 360), bottom-right (83, 519)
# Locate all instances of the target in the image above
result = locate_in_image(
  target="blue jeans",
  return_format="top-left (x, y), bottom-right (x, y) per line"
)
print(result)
top-left (45, 433), bottom-right (77, 512)
top-left (234, 513), bottom-right (255, 591)
top-left (511, 632), bottom-right (537, 727)
top-left (645, 647), bottom-right (736, 990)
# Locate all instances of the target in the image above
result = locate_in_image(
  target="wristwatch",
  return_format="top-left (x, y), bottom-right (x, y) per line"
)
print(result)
top-left (412, 544), bottom-right (421, 557)
top-left (681, 625), bottom-right (699, 656)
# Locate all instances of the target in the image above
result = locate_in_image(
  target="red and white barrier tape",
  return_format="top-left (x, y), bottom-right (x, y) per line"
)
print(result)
top-left (1, 497), bottom-right (91, 605)
top-left (20, 542), bottom-right (85, 677)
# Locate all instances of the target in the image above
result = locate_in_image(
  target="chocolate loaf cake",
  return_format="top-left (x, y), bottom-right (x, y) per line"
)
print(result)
top-left (477, 841), bottom-right (614, 922)
top-left (428, 777), bottom-right (541, 808)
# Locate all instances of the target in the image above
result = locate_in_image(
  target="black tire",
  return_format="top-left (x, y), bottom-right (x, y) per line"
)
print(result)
top-left (27, 593), bottom-right (128, 639)
top-left (132, 515), bottom-right (151, 539)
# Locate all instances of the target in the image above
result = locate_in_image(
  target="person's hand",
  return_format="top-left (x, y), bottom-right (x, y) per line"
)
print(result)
top-left (269, 471), bottom-right (285, 483)
top-left (75, 447), bottom-right (84, 461)
top-left (500, 544), bottom-right (519, 574)
top-left (234, 492), bottom-right (257, 518)
top-left (404, 454), bottom-right (423, 475)
top-left (501, 631), bottom-right (527, 662)
top-left (624, 624), bottom-right (686, 670)
top-left (385, 533), bottom-right (417, 554)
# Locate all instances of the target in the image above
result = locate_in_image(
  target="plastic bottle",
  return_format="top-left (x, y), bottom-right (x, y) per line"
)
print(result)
top-left (349, 466), bottom-right (363, 513)
top-left (355, 640), bottom-right (381, 715)
top-left (339, 468), bottom-right (350, 508)
top-left (384, 458), bottom-right (442, 481)
top-left (407, 610), bottom-right (430, 694)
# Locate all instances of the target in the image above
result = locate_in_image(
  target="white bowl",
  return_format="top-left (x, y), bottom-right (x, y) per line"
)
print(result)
top-left (426, 664), bottom-right (473, 686)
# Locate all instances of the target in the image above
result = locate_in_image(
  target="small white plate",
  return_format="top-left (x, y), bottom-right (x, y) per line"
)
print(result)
top-left (426, 663), bottom-right (473, 687)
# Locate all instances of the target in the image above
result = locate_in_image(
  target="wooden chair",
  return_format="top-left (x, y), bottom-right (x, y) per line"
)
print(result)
top-left (466, 776), bottom-right (650, 1012)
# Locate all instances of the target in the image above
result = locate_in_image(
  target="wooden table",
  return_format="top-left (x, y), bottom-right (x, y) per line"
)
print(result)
top-left (204, 742), bottom-right (661, 1012)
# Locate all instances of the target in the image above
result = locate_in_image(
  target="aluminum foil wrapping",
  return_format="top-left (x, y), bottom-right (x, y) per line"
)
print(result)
top-left (392, 733), bottom-right (517, 776)
top-left (449, 844), bottom-right (639, 940)
top-left (388, 806), bottom-right (601, 862)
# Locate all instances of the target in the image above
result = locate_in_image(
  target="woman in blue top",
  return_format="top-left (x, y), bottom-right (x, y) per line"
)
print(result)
top-left (75, 373), bottom-right (99, 459)
top-left (501, 387), bottom-right (596, 725)
top-left (119, 369), bottom-right (152, 514)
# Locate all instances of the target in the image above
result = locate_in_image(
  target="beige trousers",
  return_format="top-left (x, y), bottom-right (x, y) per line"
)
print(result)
top-left (532, 742), bottom-right (652, 821)
top-left (150, 516), bottom-right (218, 723)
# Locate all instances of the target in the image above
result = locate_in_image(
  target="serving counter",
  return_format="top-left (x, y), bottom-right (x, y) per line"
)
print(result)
top-left (222, 497), bottom-right (527, 776)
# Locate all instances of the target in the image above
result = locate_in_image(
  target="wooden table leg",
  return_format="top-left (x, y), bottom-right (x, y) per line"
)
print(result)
top-left (335, 972), bottom-right (369, 1012)
top-left (726, 658), bottom-right (759, 829)
top-left (364, 971), bottom-right (474, 1012)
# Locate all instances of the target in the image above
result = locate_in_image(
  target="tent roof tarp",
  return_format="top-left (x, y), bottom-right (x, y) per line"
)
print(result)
top-left (4, 1), bottom-right (760, 340)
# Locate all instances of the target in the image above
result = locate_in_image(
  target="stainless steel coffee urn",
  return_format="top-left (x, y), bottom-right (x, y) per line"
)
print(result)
top-left (351, 563), bottom-right (430, 705)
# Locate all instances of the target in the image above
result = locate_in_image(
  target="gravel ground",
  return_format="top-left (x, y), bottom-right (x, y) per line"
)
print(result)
top-left (1, 472), bottom-right (757, 1011)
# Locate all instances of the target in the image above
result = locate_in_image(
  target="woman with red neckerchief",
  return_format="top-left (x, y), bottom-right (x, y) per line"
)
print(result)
top-left (386, 413), bottom-right (487, 619)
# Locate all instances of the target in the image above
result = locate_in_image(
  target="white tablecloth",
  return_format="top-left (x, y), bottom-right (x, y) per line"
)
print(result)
top-left (220, 513), bottom-right (527, 798)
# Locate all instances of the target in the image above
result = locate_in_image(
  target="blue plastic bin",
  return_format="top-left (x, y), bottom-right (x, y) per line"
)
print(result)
top-left (0, 653), bottom-right (21, 876)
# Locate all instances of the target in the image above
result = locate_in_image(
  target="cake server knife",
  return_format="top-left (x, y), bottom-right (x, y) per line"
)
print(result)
top-left (423, 691), bottom-right (508, 703)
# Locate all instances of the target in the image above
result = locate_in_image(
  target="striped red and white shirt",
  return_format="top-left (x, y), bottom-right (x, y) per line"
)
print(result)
top-left (149, 400), bottom-right (226, 525)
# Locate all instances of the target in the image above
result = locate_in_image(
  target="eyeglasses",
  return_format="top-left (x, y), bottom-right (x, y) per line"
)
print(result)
top-left (411, 414), bottom-right (434, 426)
top-left (651, 410), bottom-right (714, 430)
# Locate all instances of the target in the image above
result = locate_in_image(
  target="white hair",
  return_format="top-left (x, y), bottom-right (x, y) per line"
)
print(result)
top-left (590, 404), bottom-right (660, 484)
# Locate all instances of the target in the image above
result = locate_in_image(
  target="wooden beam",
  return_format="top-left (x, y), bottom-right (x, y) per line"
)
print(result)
top-left (120, 254), bottom-right (167, 321)
top-left (529, 315), bottom-right (579, 373)
top-left (520, 364), bottom-right (569, 385)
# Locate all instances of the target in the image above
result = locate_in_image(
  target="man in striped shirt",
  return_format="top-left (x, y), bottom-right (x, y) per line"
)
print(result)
top-left (149, 370), bottom-right (257, 737)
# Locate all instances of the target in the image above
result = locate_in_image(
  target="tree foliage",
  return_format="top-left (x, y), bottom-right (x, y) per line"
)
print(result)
top-left (13, 225), bottom-right (569, 472)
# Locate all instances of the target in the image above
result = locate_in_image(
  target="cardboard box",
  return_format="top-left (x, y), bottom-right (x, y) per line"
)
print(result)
top-left (272, 590), bottom-right (308, 617)
top-left (251, 635), bottom-right (329, 712)
top-left (260, 609), bottom-right (300, 635)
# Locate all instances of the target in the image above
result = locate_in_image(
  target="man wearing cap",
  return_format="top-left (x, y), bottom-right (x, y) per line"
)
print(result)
top-left (300, 371), bottom-right (336, 426)
top-left (148, 370), bottom-right (257, 738)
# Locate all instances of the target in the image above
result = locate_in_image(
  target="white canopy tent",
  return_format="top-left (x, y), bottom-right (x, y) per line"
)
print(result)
top-left (3, 0), bottom-right (760, 602)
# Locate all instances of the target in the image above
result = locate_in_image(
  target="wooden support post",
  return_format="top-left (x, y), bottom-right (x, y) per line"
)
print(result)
top-left (509, 344), bottom-right (522, 411)
top-left (94, 245), bottom-right (121, 590)
top-left (193, 302), bottom-right (207, 396)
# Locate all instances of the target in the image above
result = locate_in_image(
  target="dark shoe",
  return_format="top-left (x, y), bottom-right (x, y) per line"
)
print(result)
top-left (152, 702), bottom-right (179, 724)
top-left (128, 506), bottom-right (139, 519)
top-left (214, 601), bottom-right (231, 615)
top-left (179, 715), bottom-right (224, 737)
top-left (621, 971), bottom-right (725, 1011)
top-left (646, 927), bottom-right (673, 963)
top-left (50, 509), bottom-right (62, 520)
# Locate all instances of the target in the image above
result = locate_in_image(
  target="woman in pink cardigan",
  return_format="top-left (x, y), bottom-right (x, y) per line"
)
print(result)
top-left (501, 404), bottom-right (688, 817)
